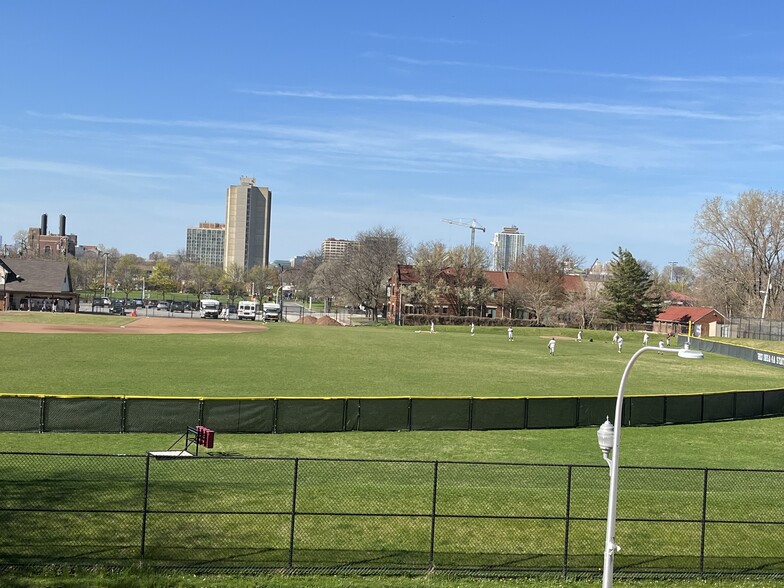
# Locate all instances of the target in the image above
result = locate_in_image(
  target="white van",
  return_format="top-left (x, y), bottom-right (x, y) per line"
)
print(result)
top-left (199, 299), bottom-right (222, 319)
top-left (237, 300), bottom-right (258, 320)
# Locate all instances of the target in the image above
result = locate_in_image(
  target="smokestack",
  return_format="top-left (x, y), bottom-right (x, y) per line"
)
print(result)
top-left (41, 214), bottom-right (48, 235)
top-left (59, 215), bottom-right (66, 237)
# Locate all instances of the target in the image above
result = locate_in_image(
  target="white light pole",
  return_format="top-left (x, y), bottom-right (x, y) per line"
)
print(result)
top-left (597, 345), bottom-right (703, 588)
top-left (101, 252), bottom-right (110, 297)
top-left (761, 273), bottom-right (772, 319)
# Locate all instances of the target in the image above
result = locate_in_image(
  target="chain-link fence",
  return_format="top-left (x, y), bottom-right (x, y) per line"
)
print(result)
top-left (722, 318), bottom-right (784, 342)
top-left (1, 452), bottom-right (782, 578)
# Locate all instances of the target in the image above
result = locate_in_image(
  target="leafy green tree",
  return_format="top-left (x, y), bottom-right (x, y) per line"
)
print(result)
top-left (111, 255), bottom-right (143, 300)
top-left (220, 263), bottom-right (246, 303)
top-left (146, 260), bottom-right (177, 302)
top-left (602, 248), bottom-right (661, 325)
top-left (246, 264), bottom-right (280, 301)
top-left (190, 263), bottom-right (223, 299)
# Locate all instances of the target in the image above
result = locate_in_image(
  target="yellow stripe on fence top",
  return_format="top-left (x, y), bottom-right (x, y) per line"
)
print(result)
top-left (0, 390), bottom-right (773, 401)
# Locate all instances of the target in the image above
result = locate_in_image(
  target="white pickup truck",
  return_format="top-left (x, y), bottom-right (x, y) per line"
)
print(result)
top-left (262, 302), bottom-right (281, 322)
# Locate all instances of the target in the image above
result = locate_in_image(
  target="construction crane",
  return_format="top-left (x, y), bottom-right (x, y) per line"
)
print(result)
top-left (441, 218), bottom-right (486, 248)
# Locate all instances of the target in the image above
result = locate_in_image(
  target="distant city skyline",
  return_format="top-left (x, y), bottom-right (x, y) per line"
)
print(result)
top-left (3, 2), bottom-right (784, 270)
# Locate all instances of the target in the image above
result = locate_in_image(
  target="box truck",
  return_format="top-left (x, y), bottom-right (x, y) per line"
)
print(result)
top-left (237, 300), bottom-right (258, 320)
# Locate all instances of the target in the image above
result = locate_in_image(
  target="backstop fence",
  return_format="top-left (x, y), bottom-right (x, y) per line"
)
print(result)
top-left (1, 452), bottom-right (782, 578)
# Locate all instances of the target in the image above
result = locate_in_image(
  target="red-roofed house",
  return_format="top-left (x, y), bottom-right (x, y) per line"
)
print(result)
top-left (653, 306), bottom-right (725, 336)
top-left (387, 264), bottom-right (585, 324)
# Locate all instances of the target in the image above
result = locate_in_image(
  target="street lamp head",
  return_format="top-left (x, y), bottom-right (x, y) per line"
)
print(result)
top-left (597, 417), bottom-right (614, 457)
top-left (677, 349), bottom-right (704, 360)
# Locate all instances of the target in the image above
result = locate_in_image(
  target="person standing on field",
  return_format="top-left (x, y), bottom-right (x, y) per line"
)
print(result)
top-left (577, 330), bottom-right (582, 343)
top-left (548, 337), bottom-right (556, 355)
top-left (470, 322), bottom-right (475, 336)
top-left (507, 327), bottom-right (514, 341)
top-left (643, 332), bottom-right (649, 346)
top-left (617, 336), bottom-right (624, 353)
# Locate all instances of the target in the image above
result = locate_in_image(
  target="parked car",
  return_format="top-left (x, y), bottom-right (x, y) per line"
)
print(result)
top-left (170, 301), bottom-right (187, 313)
top-left (146, 299), bottom-right (159, 308)
top-left (156, 301), bottom-right (170, 311)
top-left (108, 300), bottom-right (125, 315)
top-left (92, 297), bottom-right (111, 307)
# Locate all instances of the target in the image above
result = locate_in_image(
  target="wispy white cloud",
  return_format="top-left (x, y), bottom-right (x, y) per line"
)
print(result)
top-left (388, 55), bottom-right (784, 85)
top-left (241, 89), bottom-right (740, 120)
top-left (0, 156), bottom-right (182, 180)
top-left (19, 109), bottom-right (692, 174)
top-left (363, 32), bottom-right (470, 45)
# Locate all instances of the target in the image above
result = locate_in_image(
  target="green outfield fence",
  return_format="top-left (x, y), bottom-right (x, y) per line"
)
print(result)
top-left (0, 338), bottom-right (781, 434)
top-left (1, 388), bottom-right (782, 434)
top-left (1, 452), bottom-right (783, 578)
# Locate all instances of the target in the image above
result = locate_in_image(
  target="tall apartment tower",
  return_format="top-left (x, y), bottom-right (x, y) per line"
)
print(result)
top-left (186, 222), bottom-right (225, 267)
top-left (492, 226), bottom-right (525, 271)
top-left (321, 237), bottom-right (356, 261)
top-left (224, 177), bottom-right (272, 270)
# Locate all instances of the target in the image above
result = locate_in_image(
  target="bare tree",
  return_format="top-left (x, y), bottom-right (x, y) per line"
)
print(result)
top-left (287, 250), bottom-right (323, 302)
top-left (439, 245), bottom-right (492, 316)
top-left (341, 226), bottom-right (407, 320)
top-left (408, 241), bottom-right (449, 313)
top-left (510, 244), bottom-right (567, 325)
top-left (693, 190), bottom-right (784, 318)
top-left (310, 259), bottom-right (344, 312)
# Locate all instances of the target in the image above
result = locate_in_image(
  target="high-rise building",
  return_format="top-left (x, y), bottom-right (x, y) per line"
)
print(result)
top-left (492, 226), bottom-right (525, 271)
top-left (186, 222), bottom-right (225, 267)
top-left (224, 177), bottom-right (272, 270)
top-left (321, 237), bottom-right (356, 261)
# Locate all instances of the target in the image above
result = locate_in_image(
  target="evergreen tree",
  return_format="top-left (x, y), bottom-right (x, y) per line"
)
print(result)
top-left (602, 248), bottom-right (661, 324)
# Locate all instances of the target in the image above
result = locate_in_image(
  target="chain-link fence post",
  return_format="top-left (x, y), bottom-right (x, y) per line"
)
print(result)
top-left (288, 457), bottom-right (299, 569)
top-left (140, 453), bottom-right (151, 558)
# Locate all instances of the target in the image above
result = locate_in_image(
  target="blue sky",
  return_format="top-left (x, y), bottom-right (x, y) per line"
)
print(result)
top-left (2, 1), bottom-right (784, 270)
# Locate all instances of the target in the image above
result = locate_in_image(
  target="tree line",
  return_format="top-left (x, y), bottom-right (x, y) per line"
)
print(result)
top-left (29, 189), bottom-right (784, 324)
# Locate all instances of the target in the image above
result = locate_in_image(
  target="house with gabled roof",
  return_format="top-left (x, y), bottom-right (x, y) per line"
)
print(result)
top-left (653, 306), bottom-right (725, 336)
top-left (387, 264), bottom-right (585, 323)
top-left (0, 257), bottom-right (79, 312)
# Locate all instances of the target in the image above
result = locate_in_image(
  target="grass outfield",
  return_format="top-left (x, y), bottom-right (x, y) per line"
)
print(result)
top-left (2, 315), bottom-right (784, 587)
top-left (1, 416), bottom-right (783, 469)
top-left (4, 571), bottom-right (784, 588)
top-left (0, 315), bottom-right (781, 397)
